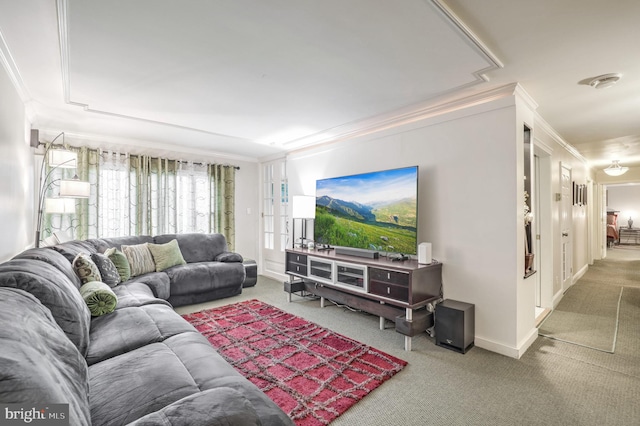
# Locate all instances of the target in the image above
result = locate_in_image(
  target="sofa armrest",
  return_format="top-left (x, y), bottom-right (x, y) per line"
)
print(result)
top-left (126, 388), bottom-right (260, 426)
top-left (214, 251), bottom-right (244, 263)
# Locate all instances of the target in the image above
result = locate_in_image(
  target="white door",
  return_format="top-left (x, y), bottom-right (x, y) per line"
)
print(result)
top-left (261, 159), bottom-right (289, 278)
top-left (560, 163), bottom-right (573, 292)
top-left (534, 155), bottom-right (541, 306)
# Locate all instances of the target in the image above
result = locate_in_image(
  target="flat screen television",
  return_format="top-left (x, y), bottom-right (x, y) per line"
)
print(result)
top-left (314, 166), bottom-right (418, 255)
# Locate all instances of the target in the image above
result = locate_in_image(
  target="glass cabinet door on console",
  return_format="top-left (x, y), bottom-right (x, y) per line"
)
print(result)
top-left (308, 258), bottom-right (333, 282)
top-left (335, 262), bottom-right (367, 292)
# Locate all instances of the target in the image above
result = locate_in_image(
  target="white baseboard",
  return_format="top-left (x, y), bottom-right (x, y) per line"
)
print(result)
top-left (572, 263), bottom-right (588, 284)
top-left (475, 327), bottom-right (538, 359)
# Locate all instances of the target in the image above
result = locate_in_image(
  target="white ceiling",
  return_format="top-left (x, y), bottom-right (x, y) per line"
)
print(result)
top-left (1, 0), bottom-right (639, 168)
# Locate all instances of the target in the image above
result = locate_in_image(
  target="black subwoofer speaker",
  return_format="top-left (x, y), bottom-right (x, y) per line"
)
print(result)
top-left (435, 299), bottom-right (475, 354)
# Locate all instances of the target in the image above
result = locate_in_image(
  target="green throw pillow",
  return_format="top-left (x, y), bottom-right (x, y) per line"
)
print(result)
top-left (147, 239), bottom-right (187, 272)
top-left (80, 281), bottom-right (117, 316)
top-left (121, 243), bottom-right (156, 277)
top-left (72, 253), bottom-right (102, 285)
top-left (105, 247), bottom-right (131, 282)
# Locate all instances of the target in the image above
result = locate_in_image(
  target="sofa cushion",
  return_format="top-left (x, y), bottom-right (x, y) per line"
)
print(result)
top-left (105, 248), bottom-right (131, 282)
top-left (112, 281), bottom-right (171, 309)
top-left (13, 247), bottom-right (82, 289)
top-left (91, 252), bottom-right (121, 287)
top-left (73, 253), bottom-right (102, 284)
top-left (162, 333), bottom-right (295, 426)
top-left (154, 233), bottom-right (228, 263)
top-left (122, 243), bottom-right (156, 277)
top-left (126, 272), bottom-right (171, 300)
top-left (147, 239), bottom-right (186, 272)
top-left (165, 261), bottom-right (245, 296)
top-left (88, 341), bottom-right (201, 426)
top-left (0, 288), bottom-right (91, 426)
top-left (50, 240), bottom-right (98, 263)
top-left (0, 259), bottom-right (91, 356)
top-left (89, 332), bottom-right (293, 426)
top-left (127, 388), bottom-right (260, 426)
top-left (86, 304), bottom-right (196, 365)
top-left (97, 235), bottom-right (154, 250)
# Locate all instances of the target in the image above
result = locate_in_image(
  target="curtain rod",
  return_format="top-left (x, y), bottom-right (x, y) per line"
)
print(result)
top-left (38, 142), bottom-right (240, 170)
top-left (176, 159), bottom-right (240, 170)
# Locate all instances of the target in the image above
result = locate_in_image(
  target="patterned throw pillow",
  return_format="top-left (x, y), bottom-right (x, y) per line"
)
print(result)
top-left (80, 281), bottom-right (118, 316)
top-left (91, 253), bottom-right (121, 287)
top-left (72, 253), bottom-right (102, 285)
top-left (105, 248), bottom-right (131, 282)
top-left (121, 243), bottom-right (156, 277)
top-left (147, 239), bottom-right (187, 272)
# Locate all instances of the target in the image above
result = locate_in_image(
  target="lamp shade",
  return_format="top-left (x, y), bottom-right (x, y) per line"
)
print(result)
top-left (48, 150), bottom-right (77, 168)
top-left (45, 198), bottom-right (76, 214)
top-left (60, 177), bottom-right (90, 198)
top-left (292, 195), bottom-right (316, 219)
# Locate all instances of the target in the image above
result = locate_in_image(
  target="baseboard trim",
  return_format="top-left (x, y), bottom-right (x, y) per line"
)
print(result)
top-left (475, 328), bottom-right (538, 359)
top-left (572, 263), bottom-right (588, 284)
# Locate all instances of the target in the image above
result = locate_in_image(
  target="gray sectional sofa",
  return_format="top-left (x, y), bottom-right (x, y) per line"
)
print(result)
top-left (0, 233), bottom-right (294, 426)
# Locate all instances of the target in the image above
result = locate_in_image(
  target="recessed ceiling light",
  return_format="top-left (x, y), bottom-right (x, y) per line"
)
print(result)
top-left (588, 73), bottom-right (622, 89)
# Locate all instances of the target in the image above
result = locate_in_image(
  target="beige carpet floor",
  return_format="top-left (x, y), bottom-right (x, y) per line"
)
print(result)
top-left (175, 246), bottom-right (640, 425)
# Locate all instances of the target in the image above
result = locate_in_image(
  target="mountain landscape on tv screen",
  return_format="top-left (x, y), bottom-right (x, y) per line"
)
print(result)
top-left (315, 195), bottom-right (417, 254)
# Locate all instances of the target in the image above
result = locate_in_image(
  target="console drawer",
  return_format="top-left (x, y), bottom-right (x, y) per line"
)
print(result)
top-left (286, 253), bottom-right (308, 276)
top-left (369, 280), bottom-right (409, 302)
top-left (369, 268), bottom-right (409, 286)
top-left (288, 262), bottom-right (308, 276)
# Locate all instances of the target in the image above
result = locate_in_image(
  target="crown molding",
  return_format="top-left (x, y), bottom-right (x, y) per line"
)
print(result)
top-left (0, 27), bottom-right (37, 123)
top-left (429, 0), bottom-right (504, 74)
top-left (0, 28), bottom-right (30, 102)
top-left (37, 128), bottom-right (258, 164)
top-left (284, 83), bottom-right (521, 153)
top-left (512, 84), bottom-right (539, 112)
top-left (534, 113), bottom-right (588, 165)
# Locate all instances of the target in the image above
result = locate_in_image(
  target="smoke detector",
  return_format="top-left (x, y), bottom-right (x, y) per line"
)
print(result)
top-left (588, 73), bottom-right (622, 89)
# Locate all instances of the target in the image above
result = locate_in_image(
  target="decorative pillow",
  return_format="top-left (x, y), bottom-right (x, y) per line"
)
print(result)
top-left (91, 253), bottom-right (121, 287)
top-left (105, 248), bottom-right (131, 282)
top-left (72, 253), bottom-right (102, 285)
top-left (80, 281), bottom-right (118, 316)
top-left (147, 239), bottom-right (187, 272)
top-left (215, 252), bottom-right (244, 263)
top-left (121, 243), bottom-right (156, 277)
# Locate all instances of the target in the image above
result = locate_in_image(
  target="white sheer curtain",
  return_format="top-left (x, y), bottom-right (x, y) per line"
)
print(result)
top-left (95, 151), bottom-right (132, 237)
top-left (176, 161), bottom-right (210, 234)
top-left (41, 145), bottom-right (236, 245)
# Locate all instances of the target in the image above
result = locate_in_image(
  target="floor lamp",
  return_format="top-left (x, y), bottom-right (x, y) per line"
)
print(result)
top-left (292, 195), bottom-right (316, 249)
top-left (35, 132), bottom-right (91, 247)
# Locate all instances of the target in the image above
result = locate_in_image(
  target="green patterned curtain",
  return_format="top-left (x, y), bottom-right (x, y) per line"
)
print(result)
top-left (211, 164), bottom-right (236, 250)
top-left (40, 144), bottom-right (236, 243)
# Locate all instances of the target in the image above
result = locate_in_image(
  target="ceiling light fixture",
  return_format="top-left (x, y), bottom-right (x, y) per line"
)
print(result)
top-left (603, 160), bottom-right (629, 176)
top-left (588, 73), bottom-right (622, 89)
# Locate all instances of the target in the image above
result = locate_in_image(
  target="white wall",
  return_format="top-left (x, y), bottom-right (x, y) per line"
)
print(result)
top-left (286, 93), bottom-right (531, 356)
top-left (233, 161), bottom-right (260, 260)
top-left (0, 63), bottom-right (33, 261)
top-left (607, 184), bottom-right (640, 227)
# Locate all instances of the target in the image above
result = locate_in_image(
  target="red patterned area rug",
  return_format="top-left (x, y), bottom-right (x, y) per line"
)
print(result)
top-left (182, 299), bottom-right (407, 425)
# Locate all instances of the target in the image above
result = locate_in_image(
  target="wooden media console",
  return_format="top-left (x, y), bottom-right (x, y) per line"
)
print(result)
top-left (284, 248), bottom-right (443, 351)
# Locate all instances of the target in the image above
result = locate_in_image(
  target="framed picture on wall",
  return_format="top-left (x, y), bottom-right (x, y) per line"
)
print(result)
top-left (577, 184), bottom-right (582, 206)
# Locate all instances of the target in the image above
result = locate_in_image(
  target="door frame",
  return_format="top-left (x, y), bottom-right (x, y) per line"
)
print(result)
top-left (560, 162), bottom-right (573, 293)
